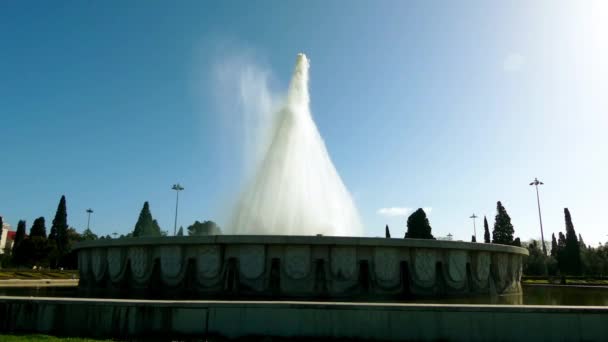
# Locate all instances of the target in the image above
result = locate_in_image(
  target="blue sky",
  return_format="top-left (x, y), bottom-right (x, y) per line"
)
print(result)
top-left (1, 1), bottom-right (606, 244)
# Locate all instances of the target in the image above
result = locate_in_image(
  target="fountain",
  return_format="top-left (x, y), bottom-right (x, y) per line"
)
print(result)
top-left (11, 54), bottom-right (596, 342)
top-left (73, 54), bottom-right (527, 300)
top-left (231, 53), bottom-right (362, 236)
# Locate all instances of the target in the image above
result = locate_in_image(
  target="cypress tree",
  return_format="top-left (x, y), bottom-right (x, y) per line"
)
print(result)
top-left (132, 202), bottom-right (162, 237)
top-left (177, 226), bottom-right (184, 236)
top-left (557, 232), bottom-right (567, 271)
top-left (385, 225), bottom-right (391, 238)
top-left (51, 195), bottom-right (69, 253)
top-left (578, 233), bottom-right (586, 250)
top-left (13, 220), bottom-right (26, 250)
top-left (483, 216), bottom-right (491, 243)
top-left (563, 208), bottom-right (582, 275)
top-left (30, 217), bottom-right (47, 238)
top-left (404, 208), bottom-right (434, 239)
top-left (491, 201), bottom-right (514, 245)
top-left (550, 233), bottom-right (558, 257)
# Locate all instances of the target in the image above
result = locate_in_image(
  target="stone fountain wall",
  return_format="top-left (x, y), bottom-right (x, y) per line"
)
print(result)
top-left (75, 236), bottom-right (528, 299)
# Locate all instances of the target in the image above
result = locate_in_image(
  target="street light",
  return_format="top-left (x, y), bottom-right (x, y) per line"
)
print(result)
top-left (172, 183), bottom-right (184, 236)
top-left (530, 177), bottom-right (547, 256)
top-left (469, 213), bottom-right (478, 241)
top-left (86, 208), bottom-right (94, 231)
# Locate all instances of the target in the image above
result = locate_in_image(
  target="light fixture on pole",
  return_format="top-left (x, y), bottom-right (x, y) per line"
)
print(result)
top-left (530, 177), bottom-right (547, 256)
top-left (469, 214), bottom-right (478, 241)
top-left (172, 183), bottom-right (184, 236)
top-left (86, 208), bottom-right (94, 230)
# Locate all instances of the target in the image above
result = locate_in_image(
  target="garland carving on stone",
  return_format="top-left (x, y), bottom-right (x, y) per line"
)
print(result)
top-left (373, 247), bottom-right (399, 282)
top-left (495, 253), bottom-right (509, 283)
top-left (79, 250), bottom-right (90, 275)
top-left (447, 250), bottom-right (467, 283)
top-left (107, 247), bottom-right (126, 282)
top-left (475, 252), bottom-right (490, 282)
top-left (129, 247), bottom-right (150, 282)
top-left (160, 245), bottom-right (183, 284)
top-left (285, 246), bottom-right (310, 279)
top-left (91, 248), bottom-right (107, 282)
top-left (331, 247), bottom-right (357, 279)
top-left (239, 245), bottom-right (265, 279)
top-left (413, 249), bottom-right (436, 283)
top-left (196, 245), bottom-right (221, 279)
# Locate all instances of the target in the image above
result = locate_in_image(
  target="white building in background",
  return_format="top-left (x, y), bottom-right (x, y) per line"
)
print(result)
top-left (0, 217), bottom-right (15, 254)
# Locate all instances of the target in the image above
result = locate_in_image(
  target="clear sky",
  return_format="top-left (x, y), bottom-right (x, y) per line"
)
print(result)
top-left (1, 1), bottom-right (606, 244)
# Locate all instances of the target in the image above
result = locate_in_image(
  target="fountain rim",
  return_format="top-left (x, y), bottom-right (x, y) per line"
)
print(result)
top-left (73, 235), bottom-right (528, 255)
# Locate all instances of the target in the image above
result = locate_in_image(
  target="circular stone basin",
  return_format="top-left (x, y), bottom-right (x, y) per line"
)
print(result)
top-left (74, 235), bottom-right (528, 299)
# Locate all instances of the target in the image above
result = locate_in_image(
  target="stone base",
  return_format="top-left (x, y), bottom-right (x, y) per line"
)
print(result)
top-left (75, 235), bottom-right (528, 299)
top-left (1, 297), bottom-right (607, 341)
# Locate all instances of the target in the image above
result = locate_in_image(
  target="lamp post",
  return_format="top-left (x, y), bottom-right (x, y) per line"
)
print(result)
top-left (530, 178), bottom-right (547, 256)
top-left (86, 208), bottom-right (94, 230)
top-left (172, 183), bottom-right (184, 236)
top-left (469, 213), bottom-right (478, 241)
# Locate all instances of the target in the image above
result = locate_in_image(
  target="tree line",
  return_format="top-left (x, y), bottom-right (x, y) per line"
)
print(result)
top-left (386, 201), bottom-right (521, 246)
top-left (3, 198), bottom-right (221, 269)
top-left (7, 196), bottom-right (81, 268)
top-left (524, 208), bottom-right (606, 276)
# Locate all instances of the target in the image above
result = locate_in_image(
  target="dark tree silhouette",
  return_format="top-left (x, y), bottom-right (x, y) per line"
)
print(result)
top-left (12, 220), bottom-right (26, 251)
top-left (385, 225), bottom-right (391, 238)
top-left (187, 220), bottom-right (221, 236)
top-left (578, 233), bottom-right (586, 250)
top-left (177, 226), bottom-right (184, 236)
top-left (512, 237), bottom-right (521, 247)
top-left (550, 233), bottom-right (558, 257)
top-left (483, 216), bottom-right (491, 243)
top-left (491, 201), bottom-right (514, 245)
top-left (556, 232), bottom-right (567, 271)
top-left (563, 208), bottom-right (582, 275)
top-left (11, 220), bottom-right (27, 265)
top-left (81, 228), bottom-right (98, 241)
top-left (132, 202), bottom-right (162, 237)
top-left (29, 217), bottom-right (47, 238)
top-left (404, 208), bottom-right (434, 239)
top-left (51, 195), bottom-right (69, 253)
top-left (471, 235), bottom-right (477, 242)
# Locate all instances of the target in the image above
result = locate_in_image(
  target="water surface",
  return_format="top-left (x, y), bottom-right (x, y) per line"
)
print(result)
top-left (2, 285), bottom-right (607, 306)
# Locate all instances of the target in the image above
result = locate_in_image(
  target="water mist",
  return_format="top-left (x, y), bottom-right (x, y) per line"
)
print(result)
top-left (230, 53), bottom-right (363, 236)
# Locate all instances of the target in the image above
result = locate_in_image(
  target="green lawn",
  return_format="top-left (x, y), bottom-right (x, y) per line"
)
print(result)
top-left (0, 335), bottom-right (114, 342)
top-left (0, 270), bottom-right (78, 280)
top-left (522, 278), bottom-right (608, 286)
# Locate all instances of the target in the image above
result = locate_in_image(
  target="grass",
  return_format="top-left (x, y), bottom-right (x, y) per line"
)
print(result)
top-left (0, 270), bottom-right (78, 280)
top-left (0, 335), bottom-right (115, 341)
top-left (522, 277), bottom-right (608, 286)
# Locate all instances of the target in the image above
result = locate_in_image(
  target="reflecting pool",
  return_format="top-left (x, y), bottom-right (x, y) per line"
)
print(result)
top-left (2, 284), bottom-right (608, 306)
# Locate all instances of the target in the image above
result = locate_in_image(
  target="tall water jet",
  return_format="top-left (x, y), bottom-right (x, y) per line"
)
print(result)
top-left (231, 53), bottom-right (363, 236)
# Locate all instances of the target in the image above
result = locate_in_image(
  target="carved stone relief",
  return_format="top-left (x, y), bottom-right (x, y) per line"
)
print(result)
top-left (447, 250), bottom-right (467, 283)
top-left (239, 245), bottom-right (265, 279)
top-left (413, 249), bottom-right (436, 283)
top-left (373, 247), bottom-right (399, 282)
top-left (160, 245), bottom-right (183, 280)
top-left (107, 247), bottom-right (125, 282)
top-left (285, 246), bottom-right (311, 279)
top-left (196, 245), bottom-right (221, 279)
top-left (331, 247), bottom-right (357, 279)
